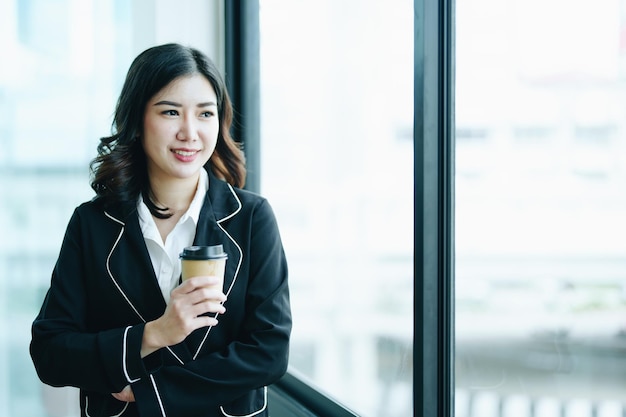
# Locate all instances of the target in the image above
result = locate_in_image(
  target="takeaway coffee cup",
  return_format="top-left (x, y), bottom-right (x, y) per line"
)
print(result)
top-left (180, 245), bottom-right (228, 291)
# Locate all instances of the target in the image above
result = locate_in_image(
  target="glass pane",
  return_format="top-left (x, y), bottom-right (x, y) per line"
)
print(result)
top-left (259, 1), bottom-right (413, 416)
top-left (455, 0), bottom-right (626, 416)
top-left (1, 1), bottom-right (131, 415)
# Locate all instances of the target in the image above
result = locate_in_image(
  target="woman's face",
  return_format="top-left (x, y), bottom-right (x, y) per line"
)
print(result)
top-left (142, 74), bottom-right (219, 183)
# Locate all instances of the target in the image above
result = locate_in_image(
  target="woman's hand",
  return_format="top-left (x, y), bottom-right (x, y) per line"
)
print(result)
top-left (112, 385), bottom-right (135, 402)
top-left (141, 276), bottom-right (226, 357)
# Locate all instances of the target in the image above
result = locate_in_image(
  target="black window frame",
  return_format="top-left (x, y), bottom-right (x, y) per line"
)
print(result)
top-left (224, 0), bottom-right (261, 193)
top-left (225, 0), bottom-right (455, 415)
top-left (414, 0), bottom-right (455, 415)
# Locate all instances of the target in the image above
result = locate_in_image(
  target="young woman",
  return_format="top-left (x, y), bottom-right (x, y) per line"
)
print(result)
top-left (30, 43), bottom-right (291, 417)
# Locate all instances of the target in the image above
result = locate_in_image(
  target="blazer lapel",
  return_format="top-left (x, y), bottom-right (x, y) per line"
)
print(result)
top-left (185, 174), bottom-right (243, 358)
top-left (194, 173), bottom-right (243, 299)
top-left (104, 205), bottom-right (167, 322)
top-left (105, 205), bottom-right (196, 364)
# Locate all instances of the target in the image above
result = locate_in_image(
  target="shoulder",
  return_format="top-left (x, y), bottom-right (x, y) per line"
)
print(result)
top-left (209, 174), bottom-right (273, 216)
top-left (68, 198), bottom-right (100, 221)
top-left (232, 187), bottom-right (269, 207)
top-left (213, 182), bottom-right (280, 229)
top-left (231, 187), bottom-right (279, 220)
top-left (71, 197), bottom-right (131, 226)
top-left (233, 189), bottom-right (283, 237)
top-left (58, 199), bottom-right (110, 242)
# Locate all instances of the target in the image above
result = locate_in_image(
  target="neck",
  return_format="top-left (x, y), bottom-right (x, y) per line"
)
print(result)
top-left (148, 173), bottom-right (199, 214)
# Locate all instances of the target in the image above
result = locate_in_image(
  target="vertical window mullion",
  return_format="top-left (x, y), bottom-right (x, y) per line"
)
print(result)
top-left (224, 0), bottom-right (261, 193)
top-left (414, 0), bottom-right (455, 415)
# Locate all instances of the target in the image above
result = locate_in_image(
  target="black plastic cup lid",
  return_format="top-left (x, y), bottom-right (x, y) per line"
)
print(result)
top-left (180, 245), bottom-right (228, 260)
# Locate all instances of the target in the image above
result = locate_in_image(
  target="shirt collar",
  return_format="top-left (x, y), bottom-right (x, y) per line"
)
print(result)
top-left (180, 168), bottom-right (209, 227)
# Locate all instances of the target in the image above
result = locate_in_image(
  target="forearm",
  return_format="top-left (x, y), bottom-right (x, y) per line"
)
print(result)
top-left (30, 323), bottom-right (134, 393)
top-left (133, 334), bottom-right (290, 415)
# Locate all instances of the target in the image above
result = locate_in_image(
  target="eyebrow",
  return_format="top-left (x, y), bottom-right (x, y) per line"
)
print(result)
top-left (154, 100), bottom-right (217, 108)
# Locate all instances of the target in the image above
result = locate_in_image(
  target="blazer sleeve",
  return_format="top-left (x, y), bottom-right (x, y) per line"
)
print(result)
top-left (132, 198), bottom-right (292, 416)
top-left (30, 208), bottom-right (151, 394)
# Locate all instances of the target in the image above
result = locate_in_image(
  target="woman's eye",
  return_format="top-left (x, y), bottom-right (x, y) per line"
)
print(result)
top-left (201, 111), bottom-right (215, 118)
top-left (163, 109), bottom-right (178, 116)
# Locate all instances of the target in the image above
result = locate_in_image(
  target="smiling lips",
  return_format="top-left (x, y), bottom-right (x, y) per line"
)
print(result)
top-left (173, 149), bottom-right (199, 156)
top-left (172, 148), bottom-right (201, 161)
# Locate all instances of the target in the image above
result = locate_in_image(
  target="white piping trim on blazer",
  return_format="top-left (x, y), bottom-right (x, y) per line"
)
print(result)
top-left (104, 211), bottom-right (185, 366)
top-left (84, 395), bottom-right (129, 417)
top-left (219, 386), bottom-right (268, 417)
top-left (192, 183), bottom-right (244, 360)
top-left (150, 374), bottom-right (167, 417)
top-left (104, 212), bottom-right (146, 322)
top-left (123, 326), bottom-right (140, 383)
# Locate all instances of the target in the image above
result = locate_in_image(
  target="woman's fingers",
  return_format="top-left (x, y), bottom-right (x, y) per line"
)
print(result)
top-left (194, 299), bottom-right (226, 315)
top-left (111, 385), bottom-right (135, 402)
top-left (171, 276), bottom-right (226, 309)
top-left (176, 275), bottom-right (225, 294)
top-left (150, 278), bottom-right (227, 348)
top-left (170, 289), bottom-right (226, 314)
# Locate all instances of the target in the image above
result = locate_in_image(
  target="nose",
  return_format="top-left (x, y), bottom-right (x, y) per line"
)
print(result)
top-left (176, 117), bottom-right (198, 141)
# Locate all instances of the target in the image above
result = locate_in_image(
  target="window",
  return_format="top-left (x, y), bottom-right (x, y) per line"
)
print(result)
top-left (259, 1), bottom-right (414, 416)
top-left (1, 1), bottom-right (131, 414)
top-left (3, 1), bottom-right (223, 415)
top-left (456, 1), bottom-right (626, 416)
top-left (7, 1), bottom-right (453, 415)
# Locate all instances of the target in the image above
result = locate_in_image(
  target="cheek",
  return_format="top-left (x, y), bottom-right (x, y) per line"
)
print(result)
top-left (144, 117), bottom-right (175, 139)
top-left (142, 124), bottom-right (168, 157)
top-left (142, 119), bottom-right (157, 149)
top-left (202, 124), bottom-right (220, 146)
top-left (143, 114), bottom-right (156, 135)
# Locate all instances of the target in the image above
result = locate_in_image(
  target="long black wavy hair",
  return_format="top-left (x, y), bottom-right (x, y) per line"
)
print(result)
top-left (90, 43), bottom-right (246, 217)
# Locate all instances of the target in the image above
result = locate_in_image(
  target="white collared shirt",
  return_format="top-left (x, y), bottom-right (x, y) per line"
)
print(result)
top-left (137, 169), bottom-right (209, 303)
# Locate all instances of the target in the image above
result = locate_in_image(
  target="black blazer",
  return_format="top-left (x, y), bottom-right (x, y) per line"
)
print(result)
top-left (30, 173), bottom-right (292, 417)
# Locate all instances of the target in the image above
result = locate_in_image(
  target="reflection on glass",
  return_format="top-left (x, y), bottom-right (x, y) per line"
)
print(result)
top-left (456, 0), bottom-right (626, 416)
top-left (0, 1), bottom-right (131, 415)
top-left (259, 1), bottom-right (413, 416)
